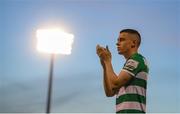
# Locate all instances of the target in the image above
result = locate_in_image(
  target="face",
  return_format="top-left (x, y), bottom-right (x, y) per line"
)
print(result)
top-left (116, 32), bottom-right (134, 55)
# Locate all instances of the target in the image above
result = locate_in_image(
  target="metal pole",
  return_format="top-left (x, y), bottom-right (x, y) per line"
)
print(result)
top-left (46, 54), bottom-right (55, 113)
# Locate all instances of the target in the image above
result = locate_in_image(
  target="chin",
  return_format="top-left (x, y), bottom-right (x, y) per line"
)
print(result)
top-left (118, 51), bottom-right (123, 55)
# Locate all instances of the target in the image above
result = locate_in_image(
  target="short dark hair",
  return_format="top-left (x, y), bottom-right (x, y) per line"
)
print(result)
top-left (120, 29), bottom-right (141, 47)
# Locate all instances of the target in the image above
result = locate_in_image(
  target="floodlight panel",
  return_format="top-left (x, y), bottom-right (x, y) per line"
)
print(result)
top-left (36, 28), bottom-right (74, 54)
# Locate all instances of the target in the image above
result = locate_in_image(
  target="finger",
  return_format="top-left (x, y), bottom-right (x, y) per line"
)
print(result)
top-left (106, 45), bottom-right (108, 50)
top-left (97, 49), bottom-right (105, 56)
top-left (97, 46), bottom-right (104, 52)
top-left (106, 45), bottom-right (110, 52)
top-left (96, 48), bottom-right (104, 55)
top-left (96, 45), bottom-right (103, 51)
top-left (97, 45), bottom-right (107, 56)
top-left (96, 45), bottom-right (101, 53)
top-left (96, 45), bottom-right (100, 51)
top-left (96, 44), bottom-right (100, 48)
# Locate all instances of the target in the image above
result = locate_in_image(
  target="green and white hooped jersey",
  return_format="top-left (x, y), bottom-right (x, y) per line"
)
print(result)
top-left (116, 53), bottom-right (149, 113)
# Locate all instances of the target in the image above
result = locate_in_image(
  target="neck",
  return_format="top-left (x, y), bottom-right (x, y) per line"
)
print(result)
top-left (124, 50), bottom-right (138, 60)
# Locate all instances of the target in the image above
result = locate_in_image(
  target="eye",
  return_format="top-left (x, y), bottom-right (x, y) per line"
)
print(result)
top-left (119, 38), bottom-right (125, 42)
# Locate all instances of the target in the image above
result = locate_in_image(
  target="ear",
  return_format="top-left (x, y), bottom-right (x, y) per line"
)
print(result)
top-left (131, 40), bottom-right (136, 48)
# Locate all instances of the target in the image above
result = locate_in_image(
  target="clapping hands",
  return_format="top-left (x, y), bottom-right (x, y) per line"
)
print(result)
top-left (96, 44), bottom-right (112, 62)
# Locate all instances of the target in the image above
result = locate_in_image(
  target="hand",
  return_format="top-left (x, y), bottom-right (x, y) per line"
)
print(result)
top-left (96, 44), bottom-right (112, 62)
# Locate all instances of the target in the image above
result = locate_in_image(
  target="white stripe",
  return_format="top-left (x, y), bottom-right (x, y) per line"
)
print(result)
top-left (121, 69), bottom-right (135, 76)
top-left (116, 85), bottom-right (146, 98)
top-left (136, 71), bottom-right (148, 81)
top-left (116, 101), bottom-right (146, 112)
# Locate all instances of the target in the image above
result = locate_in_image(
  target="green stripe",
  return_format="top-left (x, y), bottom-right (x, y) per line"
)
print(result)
top-left (116, 109), bottom-right (145, 113)
top-left (143, 67), bottom-right (149, 73)
top-left (129, 78), bottom-right (147, 89)
top-left (116, 94), bottom-right (146, 104)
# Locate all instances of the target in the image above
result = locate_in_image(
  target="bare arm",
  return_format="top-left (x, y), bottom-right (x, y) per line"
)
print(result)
top-left (97, 45), bottom-right (114, 96)
top-left (103, 60), bottom-right (133, 94)
top-left (97, 53), bottom-right (112, 96)
top-left (103, 60), bottom-right (118, 97)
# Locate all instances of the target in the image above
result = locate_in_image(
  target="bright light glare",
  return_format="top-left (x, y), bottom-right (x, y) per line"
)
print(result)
top-left (36, 28), bottom-right (74, 54)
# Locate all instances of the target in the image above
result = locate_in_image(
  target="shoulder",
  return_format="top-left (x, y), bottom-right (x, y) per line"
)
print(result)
top-left (125, 53), bottom-right (144, 69)
top-left (131, 53), bottom-right (144, 62)
top-left (123, 53), bottom-right (149, 76)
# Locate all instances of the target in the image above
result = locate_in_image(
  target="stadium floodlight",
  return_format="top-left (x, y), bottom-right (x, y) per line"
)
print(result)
top-left (36, 28), bottom-right (74, 113)
top-left (36, 28), bottom-right (74, 54)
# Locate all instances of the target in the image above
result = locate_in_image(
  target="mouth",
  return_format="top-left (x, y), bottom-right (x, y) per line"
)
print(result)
top-left (117, 47), bottom-right (121, 52)
top-left (117, 46), bottom-right (121, 49)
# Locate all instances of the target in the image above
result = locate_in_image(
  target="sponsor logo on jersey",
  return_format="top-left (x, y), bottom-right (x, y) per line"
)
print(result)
top-left (124, 59), bottom-right (139, 71)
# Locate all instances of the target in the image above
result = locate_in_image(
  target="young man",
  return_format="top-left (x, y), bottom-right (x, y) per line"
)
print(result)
top-left (96, 29), bottom-right (149, 113)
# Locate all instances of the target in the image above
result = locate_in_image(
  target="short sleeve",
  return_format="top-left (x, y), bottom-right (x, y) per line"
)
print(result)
top-left (122, 58), bottom-right (141, 77)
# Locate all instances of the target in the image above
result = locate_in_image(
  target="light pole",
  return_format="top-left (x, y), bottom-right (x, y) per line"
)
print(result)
top-left (46, 54), bottom-right (54, 113)
top-left (36, 28), bottom-right (74, 113)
